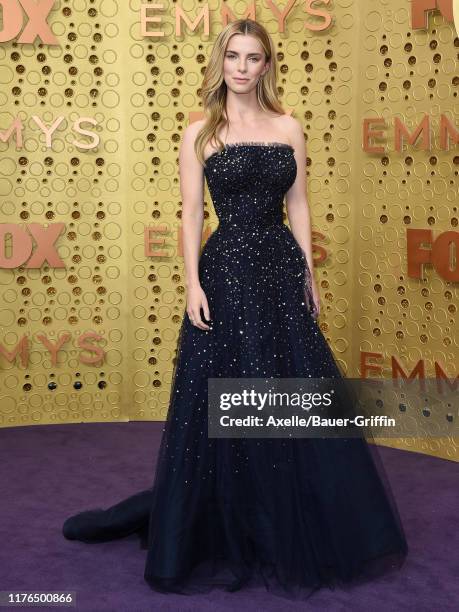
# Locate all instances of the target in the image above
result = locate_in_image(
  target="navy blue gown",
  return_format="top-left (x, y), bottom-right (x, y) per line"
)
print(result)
top-left (63, 142), bottom-right (408, 599)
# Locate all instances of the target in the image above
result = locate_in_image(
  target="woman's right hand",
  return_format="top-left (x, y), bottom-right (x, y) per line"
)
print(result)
top-left (186, 283), bottom-right (212, 330)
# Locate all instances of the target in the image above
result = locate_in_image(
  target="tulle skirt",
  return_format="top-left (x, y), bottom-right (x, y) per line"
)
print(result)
top-left (63, 223), bottom-right (408, 599)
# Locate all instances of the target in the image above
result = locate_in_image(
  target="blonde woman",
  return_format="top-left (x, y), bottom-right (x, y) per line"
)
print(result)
top-left (63, 19), bottom-right (408, 599)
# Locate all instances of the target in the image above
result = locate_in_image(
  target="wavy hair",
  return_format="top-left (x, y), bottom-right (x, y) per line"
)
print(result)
top-left (194, 19), bottom-right (286, 166)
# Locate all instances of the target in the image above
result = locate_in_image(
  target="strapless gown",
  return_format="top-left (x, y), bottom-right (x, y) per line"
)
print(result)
top-left (63, 142), bottom-right (408, 600)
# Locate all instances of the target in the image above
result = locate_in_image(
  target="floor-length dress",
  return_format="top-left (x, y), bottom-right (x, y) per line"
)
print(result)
top-left (63, 142), bottom-right (408, 599)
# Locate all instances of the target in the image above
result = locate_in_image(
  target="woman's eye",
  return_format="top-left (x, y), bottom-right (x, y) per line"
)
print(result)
top-left (226, 55), bottom-right (259, 62)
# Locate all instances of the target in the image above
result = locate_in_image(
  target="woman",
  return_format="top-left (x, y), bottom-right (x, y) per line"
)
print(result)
top-left (63, 19), bottom-right (408, 599)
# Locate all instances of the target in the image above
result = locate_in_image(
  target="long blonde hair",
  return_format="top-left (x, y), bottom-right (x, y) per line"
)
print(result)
top-left (195, 19), bottom-right (286, 166)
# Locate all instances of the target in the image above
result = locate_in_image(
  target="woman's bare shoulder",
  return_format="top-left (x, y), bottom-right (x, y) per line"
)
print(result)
top-left (183, 118), bottom-right (206, 143)
top-left (276, 113), bottom-right (301, 129)
top-left (277, 114), bottom-right (303, 143)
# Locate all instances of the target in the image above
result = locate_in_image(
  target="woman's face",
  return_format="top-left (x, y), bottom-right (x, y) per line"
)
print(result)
top-left (223, 34), bottom-right (269, 93)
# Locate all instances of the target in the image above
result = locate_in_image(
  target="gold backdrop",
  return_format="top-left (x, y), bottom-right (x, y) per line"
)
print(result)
top-left (0, 2), bottom-right (457, 461)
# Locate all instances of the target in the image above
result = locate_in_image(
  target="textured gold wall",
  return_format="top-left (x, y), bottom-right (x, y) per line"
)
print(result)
top-left (0, 2), bottom-right (457, 461)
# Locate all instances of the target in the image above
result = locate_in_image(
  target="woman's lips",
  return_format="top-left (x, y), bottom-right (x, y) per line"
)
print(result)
top-left (234, 78), bottom-right (249, 82)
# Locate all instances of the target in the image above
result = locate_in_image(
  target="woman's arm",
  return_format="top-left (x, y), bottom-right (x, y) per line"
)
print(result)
top-left (284, 116), bottom-right (320, 317)
top-left (178, 121), bottom-right (212, 330)
top-left (179, 122), bottom-right (206, 289)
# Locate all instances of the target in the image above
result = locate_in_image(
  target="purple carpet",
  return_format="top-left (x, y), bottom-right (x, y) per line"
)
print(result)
top-left (0, 422), bottom-right (457, 611)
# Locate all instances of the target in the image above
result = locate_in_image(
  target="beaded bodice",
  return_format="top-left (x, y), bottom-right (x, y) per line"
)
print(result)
top-left (203, 142), bottom-right (297, 229)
